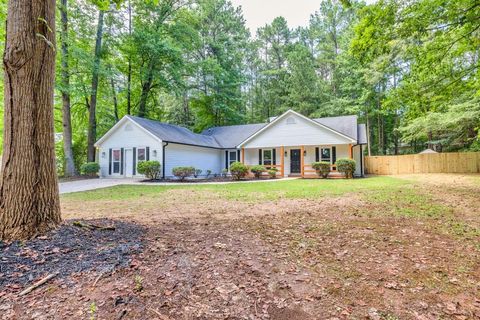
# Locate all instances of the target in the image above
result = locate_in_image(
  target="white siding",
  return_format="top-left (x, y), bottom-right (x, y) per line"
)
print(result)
top-left (164, 144), bottom-right (222, 178)
top-left (353, 145), bottom-right (363, 176)
top-left (97, 119), bottom-right (162, 178)
top-left (243, 114), bottom-right (353, 148)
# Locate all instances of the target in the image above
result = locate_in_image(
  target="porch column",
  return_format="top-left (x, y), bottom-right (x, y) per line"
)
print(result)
top-left (349, 144), bottom-right (353, 159)
top-left (280, 146), bottom-right (284, 177)
top-left (301, 145), bottom-right (305, 178)
top-left (241, 148), bottom-right (245, 164)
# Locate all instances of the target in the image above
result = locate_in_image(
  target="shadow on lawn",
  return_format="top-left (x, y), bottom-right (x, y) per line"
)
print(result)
top-left (0, 219), bottom-right (145, 289)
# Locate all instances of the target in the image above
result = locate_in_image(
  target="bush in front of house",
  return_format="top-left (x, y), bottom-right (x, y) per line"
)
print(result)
top-left (80, 162), bottom-right (100, 177)
top-left (194, 169), bottom-right (202, 178)
top-left (137, 160), bottom-right (161, 180)
top-left (268, 168), bottom-right (278, 179)
top-left (221, 168), bottom-right (228, 177)
top-left (206, 170), bottom-right (212, 178)
top-left (172, 166), bottom-right (195, 181)
top-left (250, 165), bottom-right (266, 179)
top-left (229, 162), bottom-right (248, 180)
top-left (311, 161), bottom-right (331, 178)
top-left (335, 158), bottom-right (356, 178)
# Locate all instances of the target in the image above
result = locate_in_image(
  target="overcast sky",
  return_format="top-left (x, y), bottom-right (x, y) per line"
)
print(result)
top-left (230, 0), bottom-right (377, 35)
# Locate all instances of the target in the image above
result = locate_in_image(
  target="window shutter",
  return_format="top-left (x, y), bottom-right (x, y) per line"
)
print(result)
top-left (225, 150), bottom-right (228, 169)
top-left (272, 149), bottom-right (276, 165)
top-left (258, 149), bottom-right (262, 165)
top-left (332, 146), bottom-right (337, 164)
top-left (146, 147), bottom-right (150, 161)
top-left (120, 148), bottom-right (124, 175)
top-left (133, 147), bottom-right (137, 175)
top-left (109, 149), bottom-right (112, 175)
top-left (237, 150), bottom-right (240, 163)
top-left (315, 147), bottom-right (319, 162)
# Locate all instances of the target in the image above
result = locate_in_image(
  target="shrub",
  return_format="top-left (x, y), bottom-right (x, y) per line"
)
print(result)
top-left (206, 170), bottom-right (212, 178)
top-left (194, 168), bottom-right (202, 178)
top-left (268, 168), bottom-right (277, 179)
top-left (80, 162), bottom-right (100, 177)
top-left (221, 168), bottom-right (228, 177)
top-left (172, 166), bottom-right (195, 181)
top-left (335, 158), bottom-right (356, 178)
top-left (311, 161), bottom-right (331, 178)
top-left (229, 162), bottom-right (248, 180)
top-left (250, 165), bottom-right (266, 179)
top-left (137, 160), bottom-right (161, 180)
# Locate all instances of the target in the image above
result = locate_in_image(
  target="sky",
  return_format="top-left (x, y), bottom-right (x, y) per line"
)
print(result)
top-left (230, 0), bottom-right (376, 35)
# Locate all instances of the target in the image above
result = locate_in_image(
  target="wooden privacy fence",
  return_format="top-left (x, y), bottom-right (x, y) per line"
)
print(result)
top-left (365, 152), bottom-right (480, 175)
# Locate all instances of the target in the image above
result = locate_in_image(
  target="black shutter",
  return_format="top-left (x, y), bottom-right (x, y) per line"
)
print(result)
top-left (258, 149), bottom-right (262, 165)
top-left (272, 149), bottom-right (276, 165)
top-left (237, 150), bottom-right (240, 163)
top-left (146, 147), bottom-right (150, 161)
top-left (315, 147), bottom-right (319, 162)
top-left (332, 146), bottom-right (337, 164)
top-left (120, 148), bottom-right (124, 175)
top-left (109, 148), bottom-right (112, 175)
top-left (225, 150), bottom-right (228, 169)
top-left (133, 147), bottom-right (137, 175)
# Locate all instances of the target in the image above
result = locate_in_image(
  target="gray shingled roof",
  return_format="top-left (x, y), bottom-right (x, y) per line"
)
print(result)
top-left (128, 114), bottom-right (366, 149)
top-left (201, 123), bottom-right (266, 149)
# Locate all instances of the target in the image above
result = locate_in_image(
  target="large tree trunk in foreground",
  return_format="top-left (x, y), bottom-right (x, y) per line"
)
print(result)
top-left (0, 0), bottom-right (61, 240)
top-left (87, 10), bottom-right (104, 163)
top-left (60, 0), bottom-right (77, 177)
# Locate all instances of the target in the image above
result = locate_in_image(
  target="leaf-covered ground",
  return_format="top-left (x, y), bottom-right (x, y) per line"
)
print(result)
top-left (1, 175), bottom-right (479, 319)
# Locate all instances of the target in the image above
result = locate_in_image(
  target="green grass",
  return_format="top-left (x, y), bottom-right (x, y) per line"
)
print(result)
top-left (61, 176), bottom-right (410, 202)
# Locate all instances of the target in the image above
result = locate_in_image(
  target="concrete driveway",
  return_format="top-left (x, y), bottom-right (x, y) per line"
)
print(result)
top-left (59, 178), bottom-right (140, 194)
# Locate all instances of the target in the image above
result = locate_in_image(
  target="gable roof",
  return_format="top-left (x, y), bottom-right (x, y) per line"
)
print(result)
top-left (96, 110), bottom-right (367, 149)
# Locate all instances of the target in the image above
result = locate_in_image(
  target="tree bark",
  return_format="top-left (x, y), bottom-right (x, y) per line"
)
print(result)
top-left (137, 61), bottom-right (154, 118)
top-left (110, 73), bottom-right (119, 122)
top-left (126, 0), bottom-right (132, 115)
top-left (0, 0), bottom-right (61, 240)
top-left (87, 10), bottom-right (104, 163)
top-left (60, 0), bottom-right (77, 177)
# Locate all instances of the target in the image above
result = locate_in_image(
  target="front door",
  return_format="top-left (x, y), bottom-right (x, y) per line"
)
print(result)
top-left (125, 149), bottom-right (133, 177)
top-left (290, 149), bottom-right (301, 173)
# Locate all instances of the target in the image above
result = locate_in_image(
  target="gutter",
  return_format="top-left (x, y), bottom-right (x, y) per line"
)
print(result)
top-left (162, 142), bottom-right (169, 179)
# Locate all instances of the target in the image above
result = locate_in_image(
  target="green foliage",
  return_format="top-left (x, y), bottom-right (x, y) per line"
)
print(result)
top-left (250, 165), bottom-right (266, 179)
top-left (311, 161), bottom-right (331, 178)
top-left (172, 166), bottom-right (195, 181)
top-left (137, 160), bottom-right (161, 180)
top-left (194, 169), bottom-right (202, 178)
top-left (229, 162), bottom-right (248, 180)
top-left (335, 158), bottom-right (356, 179)
top-left (80, 162), bottom-right (100, 176)
top-left (221, 168), bottom-right (228, 177)
top-left (267, 168), bottom-right (278, 179)
top-left (206, 169), bottom-right (212, 178)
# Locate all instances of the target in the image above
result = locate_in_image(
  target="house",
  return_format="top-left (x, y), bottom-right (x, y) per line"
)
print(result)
top-left (94, 109), bottom-right (368, 178)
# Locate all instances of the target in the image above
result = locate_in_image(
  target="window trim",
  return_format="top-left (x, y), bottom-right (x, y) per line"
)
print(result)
top-left (137, 147), bottom-right (147, 163)
top-left (229, 150), bottom-right (237, 166)
top-left (262, 149), bottom-right (273, 166)
top-left (112, 148), bottom-right (122, 175)
top-left (320, 147), bottom-right (332, 164)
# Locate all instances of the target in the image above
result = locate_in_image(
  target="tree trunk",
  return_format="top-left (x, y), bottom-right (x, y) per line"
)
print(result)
top-left (60, 0), bottom-right (76, 177)
top-left (0, 0), bottom-right (61, 240)
top-left (87, 10), bottom-right (104, 163)
top-left (137, 61), bottom-right (154, 118)
top-left (126, 0), bottom-right (132, 115)
top-left (110, 73), bottom-right (119, 122)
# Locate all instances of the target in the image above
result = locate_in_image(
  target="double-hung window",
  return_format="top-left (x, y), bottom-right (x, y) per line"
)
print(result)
top-left (262, 149), bottom-right (272, 166)
top-left (229, 151), bottom-right (237, 166)
top-left (112, 149), bottom-right (121, 174)
top-left (321, 148), bottom-right (331, 163)
top-left (137, 147), bottom-right (146, 164)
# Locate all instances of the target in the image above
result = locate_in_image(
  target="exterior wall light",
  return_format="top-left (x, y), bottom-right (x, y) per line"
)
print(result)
top-left (284, 151), bottom-right (288, 157)
top-left (102, 152), bottom-right (106, 158)
top-left (153, 150), bottom-right (157, 157)
top-left (303, 150), bottom-right (307, 156)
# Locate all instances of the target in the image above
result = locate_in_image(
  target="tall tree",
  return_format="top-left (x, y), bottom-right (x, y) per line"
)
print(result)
top-left (59, 0), bottom-right (77, 176)
top-left (0, 0), bottom-right (61, 240)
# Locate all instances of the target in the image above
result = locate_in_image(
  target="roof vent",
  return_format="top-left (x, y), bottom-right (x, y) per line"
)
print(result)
top-left (286, 117), bottom-right (296, 124)
top-left (125, 124), bottom-right (133, 131)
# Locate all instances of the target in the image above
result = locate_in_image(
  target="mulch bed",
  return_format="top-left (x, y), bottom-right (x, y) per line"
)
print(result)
top-left (142, 177), bottom-right (279, 183)
top-left (0, 219), bottom-right (144, 292)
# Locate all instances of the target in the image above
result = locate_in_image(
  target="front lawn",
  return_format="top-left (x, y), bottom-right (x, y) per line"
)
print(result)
top-left (3, 175), bottom-right (480, 319)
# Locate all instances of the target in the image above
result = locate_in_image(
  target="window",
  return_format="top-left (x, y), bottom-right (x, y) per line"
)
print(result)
top-left (263, 149), bottom-right (272, 166)
top-left (137, 148), bottom-right (146, 162)
top-left (229, 151), bottom-right (237, 166)
top-left (112, 149), bottom-right (121, 174)
top-left (321, 148), bottom-right (331, 163)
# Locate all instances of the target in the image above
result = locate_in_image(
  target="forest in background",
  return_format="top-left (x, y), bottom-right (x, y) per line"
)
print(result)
top-left (0, 0), bottom-right (479, 176)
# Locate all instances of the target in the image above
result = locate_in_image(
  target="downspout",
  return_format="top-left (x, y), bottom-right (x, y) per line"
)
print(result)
top-left (162, 142), bottom-right (169, 179)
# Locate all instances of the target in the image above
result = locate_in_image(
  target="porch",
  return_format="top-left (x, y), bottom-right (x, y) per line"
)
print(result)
top-left (240, 144), bottom-right (358, 178)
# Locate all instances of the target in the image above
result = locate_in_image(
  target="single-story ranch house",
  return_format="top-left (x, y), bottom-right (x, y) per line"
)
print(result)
top-left (95, 109), bottom-right (368, 178)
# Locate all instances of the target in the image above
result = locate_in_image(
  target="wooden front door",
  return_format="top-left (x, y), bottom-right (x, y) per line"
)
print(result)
top-left (290, 149), bottom-right (301, 173)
